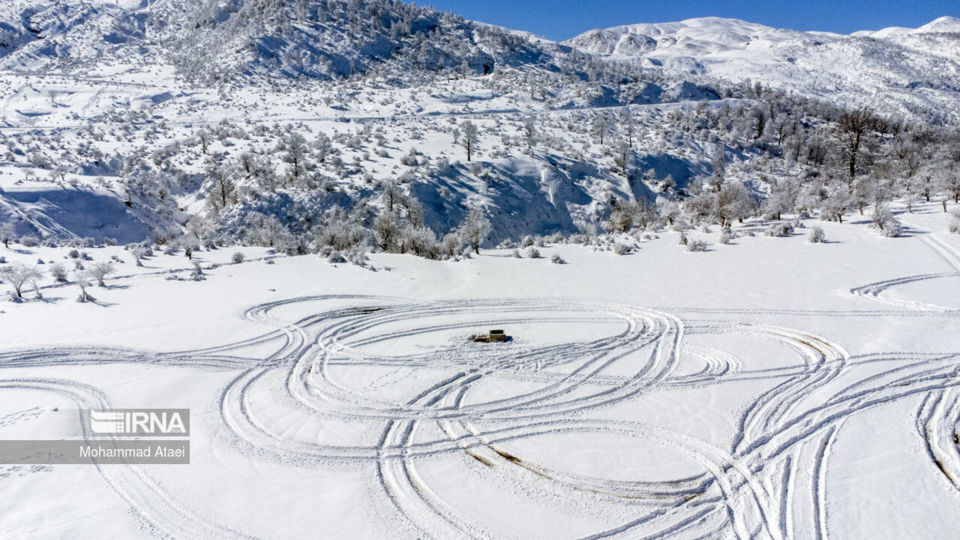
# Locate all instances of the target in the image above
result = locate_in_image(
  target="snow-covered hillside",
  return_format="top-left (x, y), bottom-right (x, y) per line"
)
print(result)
top-left (567, 16), bottom-right (960, 122)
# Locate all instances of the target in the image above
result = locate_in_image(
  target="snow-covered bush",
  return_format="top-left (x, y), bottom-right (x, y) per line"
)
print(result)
top-left (678, 232), bottom-right (688, 246)
top-left (440, 234), bottom-right (462, 258)
top-left (614, 243), bottom-right (632, 255)
top-left (85, 261), bottom-right (116, 287)
top-left (550, 254), bottom-right (566, 264)
top-left (346, 246), bottom-right (369, 267)
top-left (719, 230), bottom-right (734, 245)
top-left (949, 210), bottom-right (960, 234)
top-left (19, 235), bottom-right (40, 247)
top-left (48, 263), bottom-right (69, 282)
top-left (808, 227), bottom-right (826, 243)
top-left (131, 248), bottom-right (146, 266)
top-left (232, 252), bottom-right (245, 263)
top-left (190, 262), bottom-right (205, 281)
top-left (525, 247), bottom-right (541, 259)
top-left (871, 205), bottom-right (903, 237)
top-left (686, 240), bottom-right (709, 252)
top-left (765, 223), bottom-right (794, 237)
top-left (68, 249), bottom-right (80, 259)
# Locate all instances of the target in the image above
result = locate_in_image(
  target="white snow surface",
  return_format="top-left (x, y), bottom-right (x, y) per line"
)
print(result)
top-left (2, 204), bottom-right (960, 538)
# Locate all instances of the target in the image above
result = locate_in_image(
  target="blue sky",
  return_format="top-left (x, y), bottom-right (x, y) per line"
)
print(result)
top-left (423, 0), bottom-right (960, 40)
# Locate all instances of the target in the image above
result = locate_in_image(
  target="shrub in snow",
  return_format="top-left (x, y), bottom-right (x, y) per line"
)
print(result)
top-left (1, 264), bottom-right (42, 300)
top-left (327, 250), bottom-right (347, 264)
top-left (232, 252), bottom-right (245, 264)
top-left (550, 254), bottom-right (566, 264)
top-left (164, 245), bottom-right (178, 256)
top-left (521, 235), bottom-right (535, 248)
top-left (48, 263), bottom-right (68, 282)
top-left (808, 227), bottom-right (826, 243)
top-left (131, 248), bottom-right (146, 266)
top-left (0, 256), bottom-right (5, 264)
top-left (678, 232), bottom-right (688, 246)
top-left (68, 249), bottom-right (80, 259)
top-left (871, 206), bottom-right (903, 238)
top-left (949, 210), bottom-right (960, 234)
top-left (347, 246), bottom-right (369, 267)
top-left (19, 235), bottom-right (40, 247)
top-left (103, 237), bottom-right (118, 246)
top-left (701, 224), bottom-right (712, 233)
top-left (765, 223), bottom-right (794, 237)
top-left (686, 240), bottom-right (709, 252)
top-left (614, 243), bottom-right (632, 255)
top-left (190, 262), bottom-right (205, 281)
top-left (85, 261), bottom-right (116, 287)
top-left (440, 233), bottom-right (462, 258)
top-left (525, 247), bottom-right (541, 259)
top-left (511, 249), bottom-right (521, 258)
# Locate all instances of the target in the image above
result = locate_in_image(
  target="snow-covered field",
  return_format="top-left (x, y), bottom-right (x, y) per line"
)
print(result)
top-left (2, 204), bottom-right (960, 538)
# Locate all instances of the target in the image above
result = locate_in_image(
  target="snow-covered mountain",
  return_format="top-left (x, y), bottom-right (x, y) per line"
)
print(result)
top-left (567, 16), bottom-right (960, 122)
top-left (0, 1), bottom-right (958, 250)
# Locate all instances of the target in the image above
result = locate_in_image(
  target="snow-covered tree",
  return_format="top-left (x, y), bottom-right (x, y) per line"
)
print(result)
top-left (1, 264), bottom-right (42, 300)
top-left (820, 186), bottom-right (855, 224)
top-left (710, 147), bottom-right (726, 189)
top-left (204, 157), bottom-right (239, 216)
top-left (523, 116), bottom-right (536, 150)
top-left (457, 207), bottom-right (491, 254)
top-left (592, 112), bottom-right (613, 145)
top-left (373, 211), bottom-right (401, 251)
top-left (460, 120), bottom-right (478, 162)
top-left (0, 223), bottom-right (15, 248)
top-left (714, 183), bottom-right (756, 226)
top-left (836, 107), bottom-right (875, 180)
top-left (762, 179), bottom-right (798, 220)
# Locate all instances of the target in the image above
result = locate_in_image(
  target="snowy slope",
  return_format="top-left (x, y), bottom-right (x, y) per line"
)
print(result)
top-left (567, 16), bottom-right (960, 121)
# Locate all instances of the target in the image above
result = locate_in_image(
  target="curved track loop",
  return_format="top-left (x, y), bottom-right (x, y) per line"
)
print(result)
top-left (2, 293), bottom-right (960, 539)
